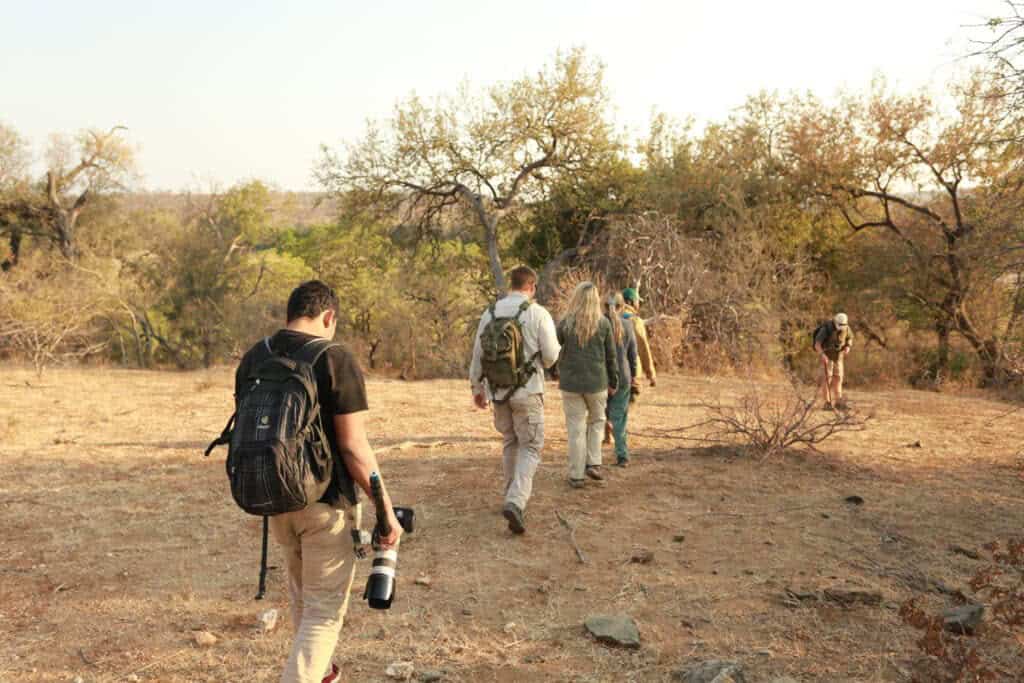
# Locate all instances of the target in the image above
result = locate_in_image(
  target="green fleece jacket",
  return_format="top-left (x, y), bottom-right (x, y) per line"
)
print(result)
top-left (556, 316), bottom-right (619, 394)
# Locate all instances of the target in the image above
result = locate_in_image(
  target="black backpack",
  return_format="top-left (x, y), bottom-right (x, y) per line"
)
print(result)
top-left (205, 336), bottom-right (340, 597)
top-left (811, 320), bottom-right (834, 348)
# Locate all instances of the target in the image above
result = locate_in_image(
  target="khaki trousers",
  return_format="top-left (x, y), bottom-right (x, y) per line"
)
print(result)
top-left (562, 391), bottom-right (607, 480)
top-left (493, 393), bottom-right (545, 510)
top-left (269, 502), bottom-right (359, 683)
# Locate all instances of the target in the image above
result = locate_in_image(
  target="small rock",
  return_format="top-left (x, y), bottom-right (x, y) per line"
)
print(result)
top-left (949, 545), bottom-right (980, 560)
top-left (631, 550), bottom-right (655, 564)
top-left (385, 661), bottom-right (415, 680)
top-left (673, 660), bottom-right (747, 683)
top-left (673, 534), bottom-right (686, 543)
top-left (415, 575), bottom-right (432, 587)
top-left (503, 622), bottom-right (517, 634)
top-left (943, 604), bottom-right (984, 635)
top-left (768, 678), bottom-right (799, 683)
top-left (126, 676), bottom-right (140, 683)
top-left (461, 608), bottom-right (473, 616)
top-left (193, 630), bottom-right (218, 647)
top-left (419, 671), bottom-right (443, 682)
top-left (844, 495), bottom-right (864, 505)
top-left (72, 677), bottom-right (85, 683)
top-left (258, 608), bottom-right (279, 633)
top-left (584, 614), bottom-right (641, 649)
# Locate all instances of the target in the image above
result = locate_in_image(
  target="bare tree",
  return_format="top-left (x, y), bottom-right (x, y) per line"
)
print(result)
top-left (785, 76), bottom-right (1024, 383)
top-left (316, 48), bottom-right (617, 291)
top-left (0, 126), bottom-right (133, 263)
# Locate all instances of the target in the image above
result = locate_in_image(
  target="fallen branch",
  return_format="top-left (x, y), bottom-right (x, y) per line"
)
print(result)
top-left (555, 511), bottom-right (586, 564)
top-left (376, 440), bottom-right (453, 454)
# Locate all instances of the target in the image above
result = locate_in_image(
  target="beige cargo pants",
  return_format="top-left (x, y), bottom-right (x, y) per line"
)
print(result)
top-left (561, 391), bottom-right (607, 480)
top-left (269, 501), bottom-right (360, 683)
top-left (493, 393), bottom-right (545, 511)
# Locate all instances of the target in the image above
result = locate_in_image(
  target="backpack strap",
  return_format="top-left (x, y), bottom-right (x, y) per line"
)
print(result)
top-left (291, 337), bottom-right (340, 367)
top-left (204, 412), bottom-right (236, 457)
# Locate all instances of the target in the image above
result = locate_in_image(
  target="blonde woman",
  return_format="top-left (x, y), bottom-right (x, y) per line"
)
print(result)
top-left (556, 282), bottom-right (619, 488)
top-left (606, 292), bottom-right (638, 467)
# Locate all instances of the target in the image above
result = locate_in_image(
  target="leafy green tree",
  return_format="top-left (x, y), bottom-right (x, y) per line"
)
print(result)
top-left (317, 48), bottom-right (619, 291)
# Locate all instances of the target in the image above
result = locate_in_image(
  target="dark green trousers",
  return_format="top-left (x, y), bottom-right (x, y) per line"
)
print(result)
top-left (607, 385), bottom-right (630, 462)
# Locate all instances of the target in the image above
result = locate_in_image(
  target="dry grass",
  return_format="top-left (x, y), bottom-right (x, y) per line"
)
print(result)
top-left (0, 368), bottom-right (1022, 682)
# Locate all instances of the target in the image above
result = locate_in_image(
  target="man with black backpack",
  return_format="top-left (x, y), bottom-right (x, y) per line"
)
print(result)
top-left (813, 312), bottom-right (854, 410)
top-left (230, 280), bottom-right (402, 683)
top-left (469, 266), bottom-right (560, 535)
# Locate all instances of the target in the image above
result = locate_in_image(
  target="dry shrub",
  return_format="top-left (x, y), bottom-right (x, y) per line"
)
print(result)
top-left (900, 538), bottom-right (1024, 681)
top-left (546, 267), bottom-right (610, 321)
top-left (661, 378), bottom-right (870, 457)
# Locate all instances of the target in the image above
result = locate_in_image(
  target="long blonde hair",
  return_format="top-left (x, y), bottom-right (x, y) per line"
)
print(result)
top-left (606, 292), bottom-right (625, 347)
top-left (564, 281), bottom-right (602, 346)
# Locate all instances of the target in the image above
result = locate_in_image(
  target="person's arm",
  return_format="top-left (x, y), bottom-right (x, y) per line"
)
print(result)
top-left (469, 312), bottom-right (488, 406)
top-left (334, 411), bottom-right (402, 548)
top-left (604, 324), bottom-right (619, 394)
top-left (627, 327), bottom-right (638, 381)
top-left (537, 307), bottom-right (561, 368)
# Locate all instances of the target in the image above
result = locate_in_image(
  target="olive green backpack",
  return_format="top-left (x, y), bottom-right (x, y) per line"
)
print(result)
top-left (478, 300), bottom-right (539, 403)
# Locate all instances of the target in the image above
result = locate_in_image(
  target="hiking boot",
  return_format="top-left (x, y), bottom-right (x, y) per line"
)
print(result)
top-left (323, 663), bottom-right (341, 683)
top-left (502, 502), bottom-right (526, 534)
top-left (822, 401), bottom-right (834, 411)
top-left (569, 478), bottom-right (586, 489)
top-left (615, 458), bottom-right (629, 468)
top-left (585, 465), bottom-right (604, 481)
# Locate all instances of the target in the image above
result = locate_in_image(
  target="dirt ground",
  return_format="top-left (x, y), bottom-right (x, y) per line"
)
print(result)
top-left (1, 368), bottom-right (1022, 682)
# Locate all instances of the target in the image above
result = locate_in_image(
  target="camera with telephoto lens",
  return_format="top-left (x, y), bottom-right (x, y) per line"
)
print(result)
top-left (363, 472), bottom-right (415, 610)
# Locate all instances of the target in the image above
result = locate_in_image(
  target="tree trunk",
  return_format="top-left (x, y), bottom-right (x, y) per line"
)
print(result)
top-left (935, 319), bottom-right (951, 379)
top-left (484, 215), bottom-right (506, 292)
top-left (55, 213), bottom-right (77, 260)
top-left (1, 229), bottom-right (21, 270)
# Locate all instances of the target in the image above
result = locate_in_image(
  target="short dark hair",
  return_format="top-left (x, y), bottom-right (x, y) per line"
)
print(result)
top-left (286, 280), bottom-right (339, 322)
top-left (508, 266), bottom-right (538, 290)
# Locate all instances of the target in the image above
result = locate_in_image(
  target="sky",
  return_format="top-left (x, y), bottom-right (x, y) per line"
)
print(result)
top-left (0, 0), bottom-right (1009, 191)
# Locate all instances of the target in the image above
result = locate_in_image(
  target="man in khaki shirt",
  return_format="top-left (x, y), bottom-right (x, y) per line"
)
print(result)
top-left (469, 266), bottom-right (560, 534)
top-left (622, 288), bottom-right (656, 387)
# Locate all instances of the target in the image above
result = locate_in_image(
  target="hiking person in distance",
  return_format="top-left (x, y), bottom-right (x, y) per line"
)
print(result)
top-left (233, 280), bottom-right (402, 683)
top-left (556, 282), bottom-right (619, 488)
top-left (813, 312), bottom-right (854, 410)
top-left (622, 287), bottom-right (656, 389)
top-left (605, 292), bottom-right (638, 467)
top-left (469, 266), bottom-right (560, 534)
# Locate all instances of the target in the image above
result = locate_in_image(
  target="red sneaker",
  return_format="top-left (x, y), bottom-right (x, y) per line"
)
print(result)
top-left (322, 663), bottom-right (341, 683)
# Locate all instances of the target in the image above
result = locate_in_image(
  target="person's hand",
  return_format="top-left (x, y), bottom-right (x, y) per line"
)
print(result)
top-left (377, 509), bottom-right (403, 549)
top-left (649, 377), bottom-right (657, 388)
top-left (608, 386), bottom-right (617, 397)
top-left (843, 347), bottom-right (851, 356)
top-left (473, 393), bottom-right (489, 410)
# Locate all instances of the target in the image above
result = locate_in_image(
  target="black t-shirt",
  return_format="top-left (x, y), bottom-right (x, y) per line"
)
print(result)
top-left (234, 329), bottom-right (368, 504)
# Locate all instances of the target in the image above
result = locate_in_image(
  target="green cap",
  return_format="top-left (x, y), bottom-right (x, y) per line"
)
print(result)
top-left (622, 287), bottom-right (640, 304)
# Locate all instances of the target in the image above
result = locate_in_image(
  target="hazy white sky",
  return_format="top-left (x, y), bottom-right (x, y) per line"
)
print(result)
top-left (0, 0), bottom-right (1007, 191)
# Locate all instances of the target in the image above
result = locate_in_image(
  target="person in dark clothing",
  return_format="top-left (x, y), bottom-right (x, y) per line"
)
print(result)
top-left (234, 280), bottom-right (401, 683)
top-left (605, 292), bottom-right (638, 466)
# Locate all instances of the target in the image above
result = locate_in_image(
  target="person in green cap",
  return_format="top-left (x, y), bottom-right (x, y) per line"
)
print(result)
top-left (622, 287), bottom-right (656, 388)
